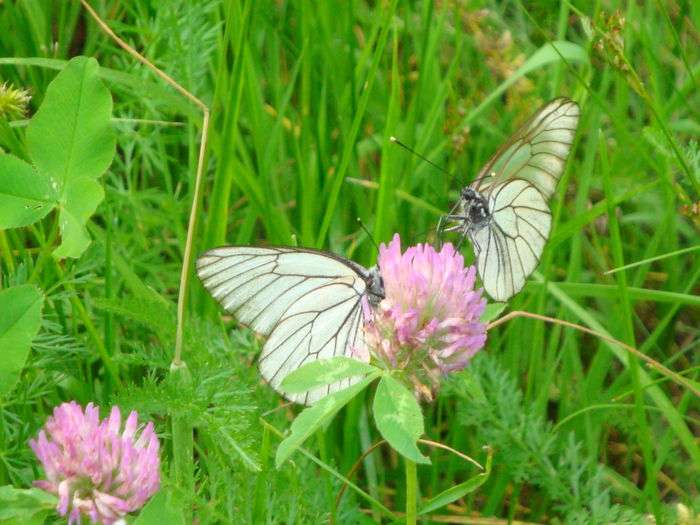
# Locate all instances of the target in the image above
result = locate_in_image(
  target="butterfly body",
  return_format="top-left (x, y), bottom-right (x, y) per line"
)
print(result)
top-left (362, 266), bottom-right (385, 305)
top-left (440, 98), bottom-right (580, 301)
top-left (459, 188), bottom-right (491, 231)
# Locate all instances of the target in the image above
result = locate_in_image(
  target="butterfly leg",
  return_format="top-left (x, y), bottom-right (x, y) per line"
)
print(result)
top-left (436, 215), bottom-right (445, 248)
top-left (437, 199), bottom-right (465, 247)
top-left (437, 214), bottom-right (467, 248)
top-left (454, 220), bottom-right (475, 251)
top-left (441, 215), bottom-right (466, 230)
top-left (455, 232), bottom-right (466, 250)
top-left (438, 214), bottom-right (469, 253)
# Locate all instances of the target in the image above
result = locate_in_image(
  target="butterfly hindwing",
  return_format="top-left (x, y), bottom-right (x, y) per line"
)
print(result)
top-left (260, 279), bottom-right (367, 404)
top-left (468, 179), bottom-right (551, 300)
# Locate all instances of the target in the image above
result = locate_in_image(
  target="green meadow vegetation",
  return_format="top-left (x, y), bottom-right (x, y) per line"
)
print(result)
top-left (1, 0), bottom-right (699, 523)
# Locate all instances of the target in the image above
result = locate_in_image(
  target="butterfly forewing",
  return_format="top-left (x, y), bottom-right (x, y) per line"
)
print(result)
top-left (197, 246), bottom-right (371, 404)
top-left (474, 98), bottom-right (579, 199)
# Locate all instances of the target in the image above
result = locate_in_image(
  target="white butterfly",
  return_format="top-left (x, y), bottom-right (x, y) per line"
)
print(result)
top-left (440, 98), bottom-right (580, 301)
top-left (196, 246), bottom-right (383, 405)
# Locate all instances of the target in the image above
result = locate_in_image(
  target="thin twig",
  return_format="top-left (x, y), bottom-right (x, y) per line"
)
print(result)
top-left (418, 439), bottom-right (483, 470)
top-left (259, 418), bottom-right (397, 520)
top-left (410, 515), bottom-right (541, 525)
top-left (79, 0), bottom-right (206, 111)
top-left (79, 0), bottom-right (210, 365)
top-left (333, 438), bottom-right (484, 521)
top-left (332, 440), bottom-right (386, 521)
top-left (487, 310), bottom-right (700, 398)
top-left (261, 401), bottom-right (293, 418)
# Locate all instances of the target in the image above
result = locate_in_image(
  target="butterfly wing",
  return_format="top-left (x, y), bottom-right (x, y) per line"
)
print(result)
top-left (197, 246), bottom-right (370, 404)
top-left (473, 98), bottom-right (579, 199)
top-left (260, 276), bottom-right (368, 405)
top-left (468, 179), bottom-right (551, 301)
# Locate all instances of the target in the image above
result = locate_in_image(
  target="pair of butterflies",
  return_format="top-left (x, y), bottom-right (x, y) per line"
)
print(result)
top-left (197, 98), bottom-right (580, 404)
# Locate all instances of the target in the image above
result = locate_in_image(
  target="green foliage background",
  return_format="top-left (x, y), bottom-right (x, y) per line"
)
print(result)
top-left (1, 0), bottom-right (699, 523)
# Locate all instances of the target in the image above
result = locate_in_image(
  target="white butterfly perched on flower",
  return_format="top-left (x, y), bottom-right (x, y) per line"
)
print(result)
top-left (196, 246), bottom-right (383, 405)
top-left (439, 98), bottom-right (580, 301)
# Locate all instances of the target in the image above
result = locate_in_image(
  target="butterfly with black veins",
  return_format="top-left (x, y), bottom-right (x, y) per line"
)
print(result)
top-left (439, 98), bottom-right (580, 301)
top-left (196, 246), bottom-right (384, 405)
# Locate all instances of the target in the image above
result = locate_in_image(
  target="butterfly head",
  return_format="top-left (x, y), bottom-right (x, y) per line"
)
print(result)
top-left (460, 188), bottom-right (490, 228)
top-left (366, 266), bottom-right (385, 306)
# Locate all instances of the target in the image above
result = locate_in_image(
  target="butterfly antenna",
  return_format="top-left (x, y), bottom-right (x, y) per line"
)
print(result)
top-left (389, 136), bottom-right (452, 177)
top-left (356, 218), bottom-right (380, 253)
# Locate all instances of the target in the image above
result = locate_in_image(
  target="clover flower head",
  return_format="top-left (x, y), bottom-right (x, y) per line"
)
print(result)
top-left (30, 401), bottom-right (160, 525)
top-left (365, 234), bottom-right (487, 395)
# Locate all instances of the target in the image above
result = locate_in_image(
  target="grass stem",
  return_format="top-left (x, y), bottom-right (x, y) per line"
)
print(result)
top-left (405, 458), bottom-right (418, 525)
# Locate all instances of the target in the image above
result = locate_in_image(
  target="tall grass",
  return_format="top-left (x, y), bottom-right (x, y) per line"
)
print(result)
top-left (1, 0), bottom-right (699, 522)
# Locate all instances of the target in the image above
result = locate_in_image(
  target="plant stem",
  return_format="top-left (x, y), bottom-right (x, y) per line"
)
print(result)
top-left (405, 458), bottom-right (417, 525)
top-left (79, 0), bottom-right (211, 366)
top-left (0, 230), bottom-right (14, 276)
top-left (170, 362), bottom-right (194, 521)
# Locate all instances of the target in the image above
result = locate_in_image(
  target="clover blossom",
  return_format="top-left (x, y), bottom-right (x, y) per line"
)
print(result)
top-left (30, 401), bottom-right (160, 524)
top-left (365, 234), bottom-right (487, 395)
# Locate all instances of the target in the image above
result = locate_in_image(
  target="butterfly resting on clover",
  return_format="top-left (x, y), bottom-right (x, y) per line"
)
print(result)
top-left (196, 246), bottom-right (384, 405)
top-left (437, 98), bottom-right (580, 301)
